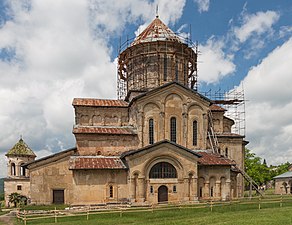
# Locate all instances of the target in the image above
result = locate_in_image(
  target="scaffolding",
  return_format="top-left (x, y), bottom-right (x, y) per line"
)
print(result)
top-left (202, 86), bottom-right (246, 136)
top-left (117, 34), bottom-right (198, 100)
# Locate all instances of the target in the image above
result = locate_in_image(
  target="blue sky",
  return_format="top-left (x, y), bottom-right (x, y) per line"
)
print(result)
top-left (0, 0), bottom-right (292, 177)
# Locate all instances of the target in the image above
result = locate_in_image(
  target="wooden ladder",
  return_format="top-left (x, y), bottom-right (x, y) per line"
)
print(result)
top-left (207, 110), bottom-right (219, 154)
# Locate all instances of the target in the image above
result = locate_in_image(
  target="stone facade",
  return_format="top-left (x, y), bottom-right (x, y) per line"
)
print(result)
top-left (4, 138), bottom-right (36, 207)
top-left (274, 166), bottom-right (292, 195)
top-left (5, 17), bottom-right (247, 206)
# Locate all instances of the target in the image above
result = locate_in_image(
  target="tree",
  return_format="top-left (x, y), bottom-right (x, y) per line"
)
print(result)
top-left (8, 192), bottom-right (27, 208)
top-left (245, 148), bottom-right (290, 188)
top-left (245, 149), bottom-right (270, 186)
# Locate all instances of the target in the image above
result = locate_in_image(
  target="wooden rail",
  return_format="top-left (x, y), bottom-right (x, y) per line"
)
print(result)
top-left (16, 195), bottom-right (292, 224)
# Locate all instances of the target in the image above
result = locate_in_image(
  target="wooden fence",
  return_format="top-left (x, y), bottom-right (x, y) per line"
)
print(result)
top-left (16, 195), bottom-right (292, 225)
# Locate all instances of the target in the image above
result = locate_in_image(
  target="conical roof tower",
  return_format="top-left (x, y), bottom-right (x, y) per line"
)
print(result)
top-left (6, 138), bottom-right (36, 157)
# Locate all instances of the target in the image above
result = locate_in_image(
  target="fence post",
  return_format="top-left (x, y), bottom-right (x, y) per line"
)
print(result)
top-left (17, 208), bottom-right (20, 222)
top-left (120, 208), bottom-right (122, 217)
top-left (258, 197), bottom-right (261, 210)
top-left (210, 200), bottom-right (213, 212)
top-left (54, 207), bottom-right (57, 223)
top-left (87, 207), bottom-right (89, 220)
top-left (24, 210), bottom-right (27, 225)
top-left (229, 198), bottom-right (232, 211)
top-left (152, 204), bottom-right (154, 213)
top-left (280, 195), bottom-right (283, 207)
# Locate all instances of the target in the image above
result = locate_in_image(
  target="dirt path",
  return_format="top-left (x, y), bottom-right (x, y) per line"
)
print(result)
top-left (0, 212), bottom-right (15, 225)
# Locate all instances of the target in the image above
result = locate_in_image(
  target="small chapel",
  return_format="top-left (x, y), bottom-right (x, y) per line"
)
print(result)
top-left (4, 17), bottom-right (247, 206)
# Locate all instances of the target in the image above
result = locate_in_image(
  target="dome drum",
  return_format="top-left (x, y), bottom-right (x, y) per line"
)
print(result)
top-left (118, 40), bottom-right (197, 96)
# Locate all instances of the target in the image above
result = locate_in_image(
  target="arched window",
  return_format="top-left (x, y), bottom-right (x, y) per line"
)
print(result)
top-left (11, 163), bottom-right (16, 176)
top-left (109, 185), bottom-right (113, 198)
top-left (170, 117), bottom-right (177, 143)
top-left (225, 147), bottom-right (228, 157)
top-left (175, 60), bottom-right (179, 81)
top-left (149, 162), bottom-right (177, 179)
top-left (193, 120), bottom-right (198, 146)
top-left (20, 164), bottom-right (26, 176)
top-left (199, 187), bottom-right (203, 197)
top-left (164, 54), bottom-right (167, 81)
top-left (149, 118), bottom-right (154, 144)
top-left (210, 186), bottom-right (214, 197)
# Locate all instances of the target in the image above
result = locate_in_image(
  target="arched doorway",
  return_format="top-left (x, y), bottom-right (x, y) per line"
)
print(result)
top-left (158, 185), bottom-right (168, 203)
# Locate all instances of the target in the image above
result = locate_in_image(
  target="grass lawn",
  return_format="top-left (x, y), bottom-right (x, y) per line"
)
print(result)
top-left (14, 205), bottom-right (292, 225)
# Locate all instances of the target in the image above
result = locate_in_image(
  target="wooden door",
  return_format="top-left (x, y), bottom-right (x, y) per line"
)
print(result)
top-left (158, 185), bottom-right (168, 203)
top-left (53, 190), bottom-right (64, 204)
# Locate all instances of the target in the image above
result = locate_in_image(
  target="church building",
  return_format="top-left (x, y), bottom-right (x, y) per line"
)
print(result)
top-left (4, 17), bottom-right (247, 206)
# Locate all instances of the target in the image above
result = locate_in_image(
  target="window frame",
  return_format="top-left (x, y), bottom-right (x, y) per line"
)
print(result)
top-left (170, 117), bottom-right (177, 143)
top-left (193, 120), bottom-right (198, 146)
top-left (149, 118), bottom-right (154, 145)
top-left (149, 162), bottom-right (177, 179)
top-left (109, 185), bottom-right (114, 198)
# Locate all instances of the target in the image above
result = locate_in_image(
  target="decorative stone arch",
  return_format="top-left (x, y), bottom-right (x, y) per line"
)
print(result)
top-left (282, 182), bottom-right (288, 194)
top-left (80, 115), bottom-right (89, 125)
top-left (289, 180), bottom-right (292, 194)
top-left (220, 176), bottom-right (227, 200)
top-left (142, 102), bottom-right (161, 112)
top-left (143, 102), bottom-right (161, 145)
top-left (187, 103), bottom-right (204, 112)
top-left (92, 114), bottom-right (102, 125)
top-left (187, 104), bottom-right (205, 148)
top-left (19, 161), bottom-right (26, 177)
top-left (188, 170), bottom-right (196, 178)
top-left (220, 144), bottom-right (229, 158)
top-left (11, 162), bottom-right (16, 176)
top-left (198, 177), bottom-right (205, 198)
top-left (209, 176), bottom-right (216, 198)
top-left (144, 155), bottom-right (183, 180)
top-left (131, 170), bottom-right (140, 177)
top-left (106, 182), bottom-right (116, 200)
top-left (164, 92), bottom-right (184, 103)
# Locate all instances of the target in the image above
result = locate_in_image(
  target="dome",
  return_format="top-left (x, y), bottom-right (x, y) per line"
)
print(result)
top-left (131, 17), bottom-right (182, 46)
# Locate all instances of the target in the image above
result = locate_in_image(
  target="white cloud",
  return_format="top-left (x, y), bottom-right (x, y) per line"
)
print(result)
top-left (279, 25), bottom-right (292, 38)
top-left (242, 38), bottom-right (292, 165)
top-left (134, 0), bottom-right (186, 37)
top-left (233, 11), bottom-right (279, 43)
top-left (0, 0), bottom-right (186, 177)
top-left (198, 37), bottom-right (236, 84)
top-left (194, 0), bottom-right (210, 13)
top-left (0, 153), bottom-right (8, 178)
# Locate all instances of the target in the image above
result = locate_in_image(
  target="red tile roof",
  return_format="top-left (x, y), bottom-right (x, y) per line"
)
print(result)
top-left (197, 151), bottom-right (236, 166)
top-left (73, 126), bottom-right (137, 135)
top-left (69, 156), bottom-right (127, 170)
top-left (72, 98), bottom-right (128, 107)
top-left (210, 104), bottom-right (226, 111)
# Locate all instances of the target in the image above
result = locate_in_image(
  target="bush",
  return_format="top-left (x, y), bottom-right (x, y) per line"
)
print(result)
top-left (0, 193), bottom-right (4, 201)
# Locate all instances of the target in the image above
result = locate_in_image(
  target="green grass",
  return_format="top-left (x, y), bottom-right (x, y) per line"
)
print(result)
top-left (20, 204), bottom-right (69, 211)
top-left (0, 211), bottom-right (7, 216)
top-left (14, 203), bottom-right (292, 225)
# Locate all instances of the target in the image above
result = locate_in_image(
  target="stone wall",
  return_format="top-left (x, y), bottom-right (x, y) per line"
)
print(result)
top-left (75, 106), bottom-right (129, 127)
top-left (75, 134), bottom-right (139, 156)
top-left (29, 156), bottom-right (74, 205)
top-left (72, 170), bottom-right (128, 205)
top-left (198, 166), bottom-right (231, 200)
top-left (4, 179), bottom-right (30, 207)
